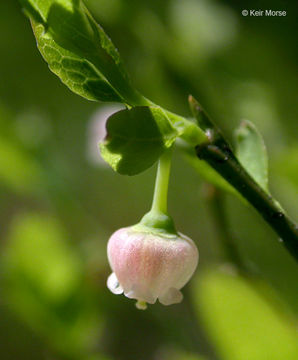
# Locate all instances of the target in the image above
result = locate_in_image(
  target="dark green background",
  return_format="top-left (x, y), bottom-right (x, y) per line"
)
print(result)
top-left (0, 1), bottom-right (297, 359)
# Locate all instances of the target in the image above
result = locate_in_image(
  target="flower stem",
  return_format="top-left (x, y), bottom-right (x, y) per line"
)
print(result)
top-left (138, 147), bottom-right (177, 235)
top-left (151, 148), bottom-right (173, 214)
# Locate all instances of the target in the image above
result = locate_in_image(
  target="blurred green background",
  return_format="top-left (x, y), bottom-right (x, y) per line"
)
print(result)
top-left (0, 1), bottom-right (297, 359)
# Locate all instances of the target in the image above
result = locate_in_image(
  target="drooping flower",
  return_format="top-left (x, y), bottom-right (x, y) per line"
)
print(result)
top-left (105, 145), bottom-right (199, 309)
top-left (107, 225), bottom-right (198, 309)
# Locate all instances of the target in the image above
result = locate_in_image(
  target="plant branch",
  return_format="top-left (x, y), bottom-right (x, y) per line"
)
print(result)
top-left (197, 143), bottom-right (298, 257)
top-left (187, 95), bottom-right (298, 261)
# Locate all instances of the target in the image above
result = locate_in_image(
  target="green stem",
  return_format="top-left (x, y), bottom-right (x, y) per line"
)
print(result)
top-left (165, 110), bottom-right (207, 145)
top-left (151, 148), bottom-right (173, 214)
top-left (138, 147), bottom-right (177, 235)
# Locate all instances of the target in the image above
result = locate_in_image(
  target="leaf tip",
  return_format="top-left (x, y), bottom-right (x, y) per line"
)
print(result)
top-left (188, 94), bottom-right (194, 104)
top-left (235, 119), bottom-right (258, 141)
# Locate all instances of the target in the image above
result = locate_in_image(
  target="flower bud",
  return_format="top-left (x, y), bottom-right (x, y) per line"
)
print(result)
top-left (107, 226), bottom-right (198, 309)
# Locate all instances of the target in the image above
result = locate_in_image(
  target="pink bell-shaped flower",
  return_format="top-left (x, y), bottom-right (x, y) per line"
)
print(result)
top-left (107, 224), bottom-right (198, 309)
top-left (105, 149), bottom-right (198, 309)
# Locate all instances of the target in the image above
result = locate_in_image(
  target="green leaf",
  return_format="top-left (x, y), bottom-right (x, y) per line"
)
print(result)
top-left (32, 21), bottom-right (121, 102)
top-left (193, 269), bottom-right (298, 360)
top-left (188, 95), bottom-right (228, 148)
top-left (235, 120), bottom-right (269, 192)
top-left (19, 0), bottom-right (145, 104)
top-left (100, 106), bottom-right (178, 175)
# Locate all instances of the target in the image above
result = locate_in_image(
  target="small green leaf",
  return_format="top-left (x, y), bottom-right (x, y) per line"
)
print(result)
top-left (19, 0), bottom-right (145, 105)
top-left (235, 120), bottom-right (269, 192)
top-left (188, 95), bottom-right (216, 133)
top-left (100, 106), bottom-right (178, 175)
top-left (188, 95), bottom-right (228, 148)
top-left (187, 96), bottom-right (246, 199)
